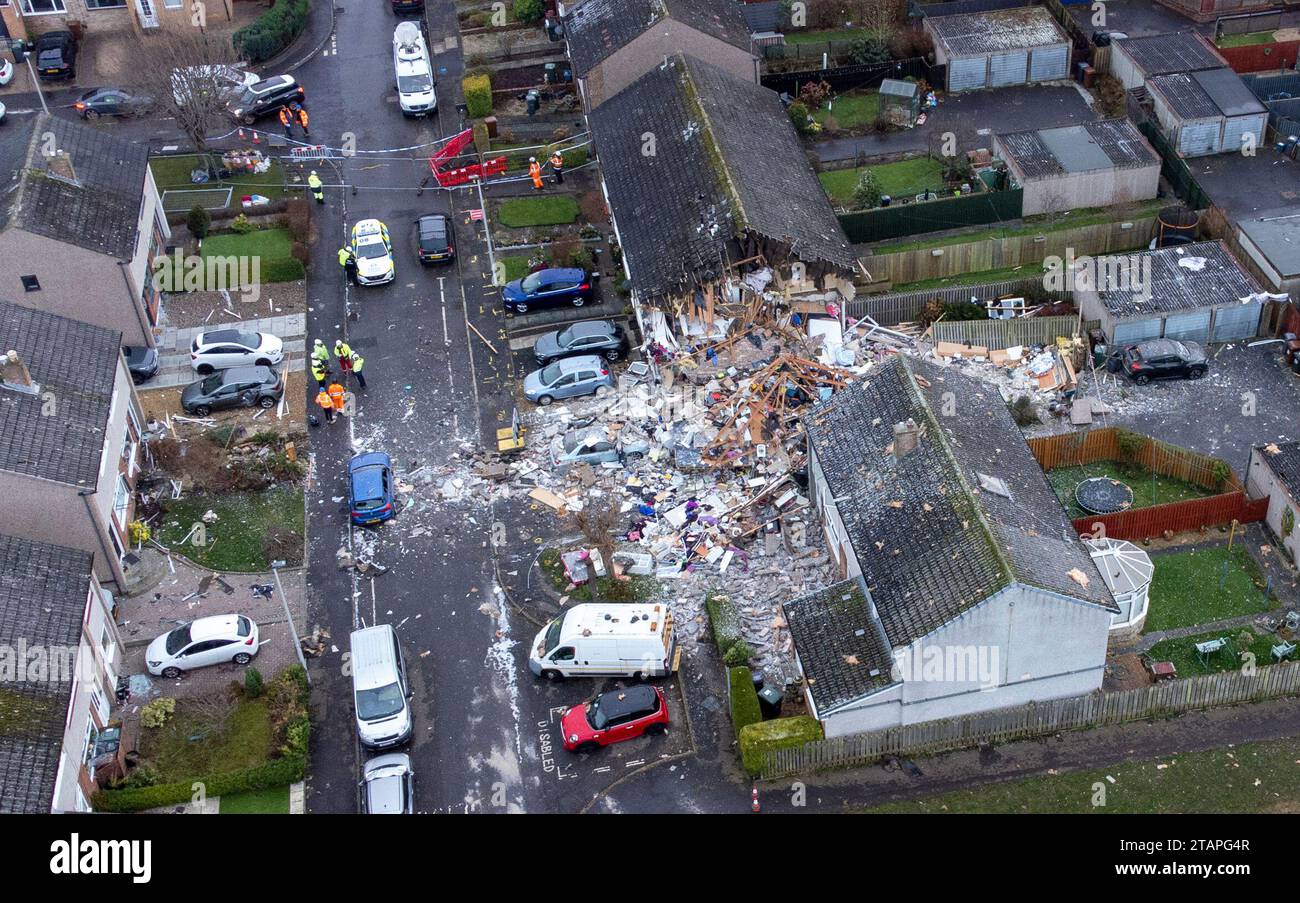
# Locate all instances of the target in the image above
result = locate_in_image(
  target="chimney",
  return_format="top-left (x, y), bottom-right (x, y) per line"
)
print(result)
top-left (2, 350), bottom-right (34, 391)
top-left (893, 418), bottom-right (920, 460)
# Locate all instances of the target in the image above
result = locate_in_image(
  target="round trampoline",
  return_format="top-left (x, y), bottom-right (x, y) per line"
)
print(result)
top-left (1075, 477), bottom-right (1134, 515)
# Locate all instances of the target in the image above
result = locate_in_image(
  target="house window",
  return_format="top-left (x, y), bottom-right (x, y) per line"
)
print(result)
top-left (83, 720), bottom-right (99, 765)
top-left (113, 474), bottom-right (131, 528)
top-left (20, 275), bottom-right (40, 292)
top-left (163, 0), bottom-right (182, 8)
top-left (86, 0), bottom-right (127, 7)
top-left (21, 0), bottom-right (66, 12)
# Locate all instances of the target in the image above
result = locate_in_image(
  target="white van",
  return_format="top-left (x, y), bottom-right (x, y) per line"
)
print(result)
top-left (528, 603), bottom-right (677, 680)
top-left (350, 624), bottom-right (414, 749)
top-left (392, 22), bottom-right (436, 117)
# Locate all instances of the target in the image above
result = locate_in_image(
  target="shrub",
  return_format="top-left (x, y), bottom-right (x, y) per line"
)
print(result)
top-left (942, 300), bottom-right (986, 322)
top-left (141, 697), bottom-right (176, 729)
top-left (93, 754), bottom-right (306, 812)
top-left (852, 170), bottom-right (882, 209)
top-left (233, 0), bottom-right (311, 64)
top-left (243, 667), bottom-right (264, 699)
top-left (847, 38), bottom-right (889, 66)
top-left (1094, 73), bottom-right (1126, 119)
top-left (187, 205), bottom-right (212, 241)
top-left (799, 79), bottom-right (832, 109)
top-left (1283, 506), bottom-right (1296, 538)
top-left (463, 72), bottom-right (493, 118)
top-left (284, 197), bottom-right (311, 243)
top-left (229, 213), bottom-right (258, 235)
top-left (787, 100), bottom-right (813, 137)
top-left (472, 121), bottom-right (491, 156)
top-left (1115, 428), bottom-right (1146, 463)
top-left (738, 716), bottom-right (823, 775)
top-left (513, 0), bottom-right (544, 24)
top-left (290, 241), bottom-right (309, 264)
top-left (466, 10), bottom-right (491, 28)
top-left (706, 593), bottom-right (743, 652)
top-left (729, 667), bottom-right (762, 734)
top-left (723, 640), bottom-right (755, 667)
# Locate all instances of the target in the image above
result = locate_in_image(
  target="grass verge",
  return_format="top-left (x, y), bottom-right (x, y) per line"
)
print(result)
top-left (538, 547), bottom-right (658, 602)
top-left (1143, 545), bottom-right (1273, 633)
top-left (219, 785), bottom-right (291, 814)
top-left (158, 486), bottom-right (305, 572)
top-left (497, 195), bottom-right (580, 228)
top-left (150, 154), bottom-right (287, 209)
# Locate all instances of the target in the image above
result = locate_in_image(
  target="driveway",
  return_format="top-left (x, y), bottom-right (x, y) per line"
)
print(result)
top-left (1190, 151), bottom-right (1300, 221)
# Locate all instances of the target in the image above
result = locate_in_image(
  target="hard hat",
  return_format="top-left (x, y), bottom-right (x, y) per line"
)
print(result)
top-left (314, 338), bottom-right (324, 346)
top-left (310, 170), bottom-right (317, 177)
top-left (529, 156), bottom-right (536, 162)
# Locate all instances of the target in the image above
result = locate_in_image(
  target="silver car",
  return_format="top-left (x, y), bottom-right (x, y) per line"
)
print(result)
top-left (522, 354), bottom-right (614, 406)
top-left (361, 753), bottom-right (414, 814)
top-left (550, 428), bottom-right (649, 468)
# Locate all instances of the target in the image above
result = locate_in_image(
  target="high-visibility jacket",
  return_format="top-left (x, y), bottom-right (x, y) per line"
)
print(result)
top-left (327, 383), bottom-right (346, 411)
top-left (315, 389), bottom-right (332, 410)
top-left (311, 360), bottom-right (327, 381)
top-left (351, 354), bottom-right (364, 373)
top-left (296, 107), bottom-right (309, 128)
top-left (549, 152), bottom-right (563, 170)
top-left (334, 340), bottom-right (352, 360)
top-left (529, 161), bottom-right (543, 185)
top-left (279, 107), bottom-right (292, 126)
top-left (311, 341), bottom-right (330, 364)
top-left (307, 173), bottom-right (323, 191)
top-left (338, 248), bottom-right (352, 267)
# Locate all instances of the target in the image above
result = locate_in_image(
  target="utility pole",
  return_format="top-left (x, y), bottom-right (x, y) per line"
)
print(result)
top-left (10, 41), bottom-right (49, 115)
top-left (270, 560), bottom-right (310, 680)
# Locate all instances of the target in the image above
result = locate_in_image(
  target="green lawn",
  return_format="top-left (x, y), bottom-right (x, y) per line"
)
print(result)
top-left (1045, 461), bottom-right (1215, 520)
top-left (785, 27), bottom-right (871, 44)
top-left (813, 91), bottom-right (882, 130)
top-left (499, 254), bottom-right (534, 283)
top-left (497, 195), bottom-right (580, 228)
top-left (889, 264), bottom-right (1038, 292)
top-left (158, 486), bottom-right (304, 572)
top-left (200, 227), bottom-right (294, 262)
top-left (219, 785), bottom-right (291, 814)
top-left (1217, 30), bottom-right (1275, 48)
top-left (820, 157), bottom-right (947, 207)
top-left (156, 227), bottom-right (300, 290)
top-left (1145, 627), bottom-right (1282, 676)
top-left (538, 548), bottom-right (658, 603)
top-left (150, 154), bottom-right (287, 210)
top-left (1143, 546), bottom-right (1274, 633)
top-left (141, 698), bottom-right (274, 785)
top-left (860, 734), bottom-right (1300, 813)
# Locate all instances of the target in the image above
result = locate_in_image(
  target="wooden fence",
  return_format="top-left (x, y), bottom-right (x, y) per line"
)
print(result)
top-left (932, 315), bottom-right (1079, 350)
top-left (861, 215), bottom-right (1157, 284)
top-left (762, 660), bottom-right (1300, 778)
top-left (1071, 492), bottom-right (1269, 541)
top-left (1220, 40), bottom-right (1300, 74)
top-left (843, 278), bottom-right (1067, 327)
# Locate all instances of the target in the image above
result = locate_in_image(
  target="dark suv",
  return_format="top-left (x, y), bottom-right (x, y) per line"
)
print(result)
top-left (414, 214), bottom-right (454, 264)
top-left (226, 75), bottom-right (305, 123)
top-left (502, 267), bottom-right (596, 314)
top-left (1122, 339), bottom-right (1208, 384)
top-left (181, 366), bottom-right (284, 416)
top-left (35, 31), bottom-right (77, 81)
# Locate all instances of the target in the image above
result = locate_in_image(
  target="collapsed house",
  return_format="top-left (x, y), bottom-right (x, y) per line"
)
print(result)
top-left (787, 356), bottom-right (1117, 737)
top-left (588, 53), bottom-right (860, 354)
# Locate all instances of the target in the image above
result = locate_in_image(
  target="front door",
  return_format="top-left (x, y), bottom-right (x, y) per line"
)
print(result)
top-left (134, 0), bottom-right (160, 28)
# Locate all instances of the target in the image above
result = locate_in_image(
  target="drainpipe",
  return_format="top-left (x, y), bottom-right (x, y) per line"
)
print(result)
top-left (79, 488), bottom-right (124, 592)
top-left (117, 259), bottom-right (154, 349)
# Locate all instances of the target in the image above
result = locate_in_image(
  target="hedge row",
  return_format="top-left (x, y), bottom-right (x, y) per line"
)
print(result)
top-left (706, 593), bottom-right (752, 666)
top-left (234, 0), bottom-right (312, 64)
top-left (463, 73), bottom-right (493, 118)
top-left (92, 750), bottom-right (306, 812)
top-left (738, 716), bottom-right (823, 776)
top-left (728, 666), bottom-right (762, 736)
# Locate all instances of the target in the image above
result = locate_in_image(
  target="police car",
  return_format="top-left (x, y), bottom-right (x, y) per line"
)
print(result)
top-left (351, 219), bottom-right (396, 286)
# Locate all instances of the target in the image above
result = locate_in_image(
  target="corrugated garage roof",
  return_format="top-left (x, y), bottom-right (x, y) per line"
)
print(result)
top-left (1193, 67), bottom-right (1266, 118)
top-left (1113, 31), bottom-right (1225, 77)
top-left (999, 119), bottom-right (1157, 179)
top-left (1147, 72), bottom-right (1221, 120)
top-left (927, 7), bottom-right (1068, 56)
top-left (1089, 240), bottom-right (1260, 320)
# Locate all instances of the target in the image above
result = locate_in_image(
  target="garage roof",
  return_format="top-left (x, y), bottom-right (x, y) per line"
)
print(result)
top-left (1148, 68), bottom-right (1266, 121)
top-left (1088, 240), bottom-right (1261, 320)
top-left (1256, 440), bottom-right (1300, 508)
top-left (1113, 31), bottom-right (1225, 77)
top-left (1238, 212), bottom-right (1300, 279)
top-left (1193, 67), bottom-right (1267, 118)
top-left (926, 7), bottom-right (1068, 56)
top-left (999, 119), bottom-right (1158, 179)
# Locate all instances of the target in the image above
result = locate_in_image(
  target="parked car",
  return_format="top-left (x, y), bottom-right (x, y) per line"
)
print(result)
top-left (181, 366), bottom-right (284, 416)
top-left (123, 346), bottom-right (159, 384)
top-left (414, 213), bottom-right (454, 264)
top-left (350, 624), bottom-right (414, 750)
top-left (529, 603), bottom-right (677, 681)
top-left (502, 267), bottom-right (595, 314)
top-left (74, 87), bottom-right (152, 119)
top-left (146, 614), bottom-right (260, 678)
top-left (533, 319), bottom-right (626, 366)
top-left (351, 219), bottom-right (396, 286)
top-left (191, 329), bottom-right (284, 373)
top-left (561, 685), bottom-right (670, 753)
top-left (361, 753), bottom-right (414, 814)
top-left (35, 31), bottom-right (77, 81)
top-left (226, 74), bottom-right (305, 124)
top-left (1121, 339), bottom-right (1207, 385)
top-left (171, 63), bottom-right (258, 106)
top-left (393, 21), bottom-right (436, 116)
top-left (348, 452), bottom-right (395, 526)
top-left (391, 0), bottom-right (424, 13)
top-left (523, 355), bottom-right (613, 406)
top-left (550, 428), bottom-right (648, 468)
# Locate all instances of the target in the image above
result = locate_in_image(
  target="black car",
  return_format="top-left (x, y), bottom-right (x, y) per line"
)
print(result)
top-left (75, 88), bottom-right (152, 120)
top-left (533, 319), bottom-right (626, 365)
top-left (123, 346), bottom-right (159, 384)
top-left (391, 0), bottom-right (424, 12)
top-left (1122, 339), bottom-right (1208, 385)
top-left (226, 75), bottom-right (305, 124)
top-left (181, 366), bottom-right (284, 416)
top-left (502, 267), bottom-right (597, 314)
top-left (414, 214), bottom-right (454, 265)
top-left (35, 30), bottom-right (77, 81)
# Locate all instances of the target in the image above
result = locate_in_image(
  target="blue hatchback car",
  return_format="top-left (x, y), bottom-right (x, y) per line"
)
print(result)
top-left (502, 267), bottom-right (596, 314)
top-left (348, 452), bottom-right (395, 526)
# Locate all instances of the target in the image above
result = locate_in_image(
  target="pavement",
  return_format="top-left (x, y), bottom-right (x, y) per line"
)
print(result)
top-left (151, 313), bottom-right (308, 389)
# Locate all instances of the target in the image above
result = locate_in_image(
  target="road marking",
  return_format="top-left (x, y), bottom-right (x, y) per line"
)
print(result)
top-left (624, 759), bottom-right (645, 768)
top-left (438, 276), bottom-right (450, 346)
top-left (592, 766), bottom-right (612, 774)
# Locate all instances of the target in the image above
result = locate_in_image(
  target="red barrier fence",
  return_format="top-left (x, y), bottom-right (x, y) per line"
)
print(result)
top-left (1220, 40), bottom-right (1300, 74)
top-left (1072, 492), bottom-right (1269, 541)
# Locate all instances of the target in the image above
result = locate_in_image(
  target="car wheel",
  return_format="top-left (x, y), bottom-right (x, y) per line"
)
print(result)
top-left (259, 396), bottom-right (277, 409)
top-left (162, 667), bottom-right (182, 679)
top-left (572, 297), bottom-right (586, 308)
top-left (537, 395), bottom-right (554, 406)
top-left (196, 363), bottom-right (215, 375)
top-left (1133, 374), bottom-right (1151, 386)
top-left (1187, 368), bottom-right (1206, 380)
top-left (645, 723), bottom-right (667, 736)
top-left (191, 405), bottom-right (211, 417)
top-left (541, 669), bottom-right (562, 681)
top-left (233, 652), bottom-right (253, 665)
top-left (595, 385), bottom-right (610, 397)
top-left (513, 302), bottom-right (528, 314)
top-left (84, 109), bottom-right (99, 120)
top-left (604, 349), bottom-right (622, 362)
top-left (576, 741), bottom-right (600, 754)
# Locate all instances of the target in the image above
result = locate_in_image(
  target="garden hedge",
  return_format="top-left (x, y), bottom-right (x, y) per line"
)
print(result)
top-left (234, 0), bottom-right (312, 64)
top-left (463, 72), bottom-right (493, 118)
top-left (728, 666), bottom-right (762, 735)
top-left (707, 593), bottom-right (753, 666)
top-left (738, 716), bottom-right (824, 776)
top-left (93, 752), bottom-right (306, 812)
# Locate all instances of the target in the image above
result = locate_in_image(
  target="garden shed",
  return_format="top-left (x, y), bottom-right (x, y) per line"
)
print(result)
top-left (879, 79), bottom-right (920, 127)
top-left (1108, 32), bottom-right (1227, 91)
top-left (994, 119), bottom-right (1160, 215)
top-left (923, 7), bottom-right (1071, 92)
top-left (1146, 68), bottom-right (1268, 158)
top-left (1073, 240), bottom-right (1264, 345)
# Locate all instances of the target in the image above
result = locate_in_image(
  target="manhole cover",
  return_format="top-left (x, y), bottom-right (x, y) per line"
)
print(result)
top-left (1075, 477), bottom-right (1134, 515)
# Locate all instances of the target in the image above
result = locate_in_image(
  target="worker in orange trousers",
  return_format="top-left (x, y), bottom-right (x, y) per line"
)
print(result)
top-left (528, 156), bottom-right (543, 190)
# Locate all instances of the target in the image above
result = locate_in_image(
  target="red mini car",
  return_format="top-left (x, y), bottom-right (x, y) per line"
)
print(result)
top-left (561, 685), bottom-right (669, 753)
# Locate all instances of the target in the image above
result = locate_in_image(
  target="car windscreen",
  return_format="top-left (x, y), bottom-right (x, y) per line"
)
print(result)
top-left (540, 363), bottom-right (562, 385)
top-left (235, 333), bottom-right (260, 349)
top-left (555, 327), bottom-right (574, 347)
top-left (165, 625), bottom-right (192, 655)
top-left (398, 73), bottom-right (433, 94)
top-left (542, 615), bottom-right (565, 655)
top-left (234, 87), bottom-right (259, 106)
top-left (356, 240), bottom-right (389, 259)
top-left (586, 699), bottom-right (609, 731)
top-left (200, 374), bottom-right (225, 393)
top-left (356, 682), bottom-right (405, 721)
top-left (521, 272), bottom-right (544, 293)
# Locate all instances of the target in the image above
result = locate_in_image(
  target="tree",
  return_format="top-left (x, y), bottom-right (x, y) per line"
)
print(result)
top-left (513, 0), bottom-right (545, 25)
top-left (847, 37), bottom-right (889, 65)
top-left (130, 28), bottom-right (242, 160)
top-left (186, 204), bottom-right (212, 241)
top-left (852, 170), bottom-right (882, 209)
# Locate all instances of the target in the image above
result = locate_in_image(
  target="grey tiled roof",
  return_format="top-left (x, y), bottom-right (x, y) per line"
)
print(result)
top-left (1089, 240), bottom-right (1260, 320)
top-left (565, 0), bottom-right (753, 76)
top-left (1257, 441), bottom-right (1300, 507)
top-left (590, 55), bottom-right (855, 304)
top-left (0, 533), bottom-right (94, 814)
top-left (927, 7), bottom-right (1067, 55)
top-left (805, 356), bottom-right (1115, 648)
top-left (1113, 31), bottom-right (1225, 77)
top-left (784, 577), bottom-right (898, 715)
top-left (0, 113), bottom-right (149, 260)
top-left (0, 299), bottom-right (122, 487)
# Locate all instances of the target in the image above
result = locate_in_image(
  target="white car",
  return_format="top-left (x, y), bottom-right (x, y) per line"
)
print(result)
top-left (393, 22), bottom-right (436, 116)
top-left (170, 63), bottom-right (259, 106)
top-left (146, 614), bottom-right (260, 678)
top-left (351, 219), bottom-right (396, 286)
top-left (190, 328), bottom-right (284, 373)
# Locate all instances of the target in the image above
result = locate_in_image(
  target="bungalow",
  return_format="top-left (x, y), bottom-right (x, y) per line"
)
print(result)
top-left (1246, 441), bottom-right (1300, 564)
top-left (0, 299), bottom-right (145, 591)
top-left (789, 356), bottom-right (1116, 737)
top-left (0, 112), bottom-right (170, 348)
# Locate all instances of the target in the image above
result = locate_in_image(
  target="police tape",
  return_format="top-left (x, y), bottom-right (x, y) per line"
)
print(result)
top-left (208, 126), bottom-right (591, 158)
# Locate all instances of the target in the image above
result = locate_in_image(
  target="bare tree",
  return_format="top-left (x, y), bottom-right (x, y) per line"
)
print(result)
top-left (131, 27), bottom-right (242, 159)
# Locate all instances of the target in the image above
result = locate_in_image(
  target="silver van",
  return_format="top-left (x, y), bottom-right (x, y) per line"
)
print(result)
top-left (350, 624), bottom-right (413, 749)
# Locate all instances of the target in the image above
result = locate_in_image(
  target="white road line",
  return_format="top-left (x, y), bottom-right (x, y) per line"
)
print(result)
top-left (624, 759), bottom-right (645, 768)
top-left (593, 766), bottom-right (612, 774)
top-left (439, 276), bottom-right (450, 346)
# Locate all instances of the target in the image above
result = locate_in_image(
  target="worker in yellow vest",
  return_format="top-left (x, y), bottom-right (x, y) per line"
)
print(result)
top-left (308, 170), bottom-right (324, 204)
top-left (549, 150), bottom-right (564, 185)
top-left (315, 387), bottom-right (335, 423)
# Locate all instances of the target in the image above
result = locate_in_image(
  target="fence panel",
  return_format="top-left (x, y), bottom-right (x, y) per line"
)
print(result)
top-left (1244, 72), bottom-right (1300, 101)
top-left (759, 57), bottom-right (937, 95)
top-left (1219, 41), bottom-right (1300, 74)
top-left (932, 315), bottom-right (1080, 349)
top-left (844, 277), bottom-right (1063, 326)
top-left (838, 189), bottom-right (1024, 243)
top-left (1137, 121), bottom-right (1213, 210)
top-left (1070, 492), bottom-right (1268, 540)
top-left (1216, 10), bottom-right (1283, 37)
top-left (1026, 427), bottom-right (1241, 490)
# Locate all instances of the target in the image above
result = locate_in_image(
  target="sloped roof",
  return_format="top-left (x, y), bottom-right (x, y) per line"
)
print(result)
top-left (1256, 440), bottom-right (1300, 507)
top-left (0, 533), bottom-right (94, 814)
top-left (0, 299), bottom-right (122, 487)
top-left (0, 113), bottom-right (149, 260)
top-left (1113, 31), bottom-right (1225, 77)
top-left (1085, 240), bottom-right (1260, 320)
top-left (589, 55), bottom-right (855, 304)
top-left (565, 0), bottom-right (753, 76)
top-left (926, 6), bottom-right (1068, 56)
top-left (805, 356), bottom-right (1115, 648)
top-left (999, 119), bottom-right (1159, 179)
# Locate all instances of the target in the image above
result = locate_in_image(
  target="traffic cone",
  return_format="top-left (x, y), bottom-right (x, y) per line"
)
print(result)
top-left (237, 128), bottom-right (246, 141)
top-left (251, 129), bottom-right (260, 145)
top-left (751, 785), bottom-right (760, 813)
